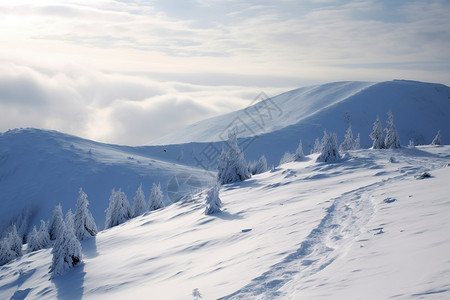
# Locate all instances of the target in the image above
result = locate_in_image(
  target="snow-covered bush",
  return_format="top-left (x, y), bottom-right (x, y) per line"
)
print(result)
top-left (248, 155), bottom-right (268, 175)
top-left (384, 111), bottom-right (401, 149)
top-left (293, 140), bottom-right (305, 161)
top-left (354, 133), bottom-right (361, 150)
top-left (27, 220), bottom-right (50, 252)
top-left (432, 130), bottom-right (441, 145)
top-left (408, 139), bottom-right (415, 148)
top-left (0, 239), bottom-right (15, 266)
top-left (279, 152), bottom-right (295, 165)
top-left (317, 131), bottom-right (341, 163)
top-left (149, 183), bottom-right (165, 211)
top-left (8, 225), bottom-right (22, 258)
top-left (205, 183), bottom-right (222, 215)
top-left (340, 124), bottom-right (354, 151)
top-left (217, 128), bottom-right (251, 184)
top-left (132, 184), bottom-right (147, 217)
top-left (370, 115), bottom-right (384, 149)
top-left (49, 204), bottom-right (64, 240)
top-left (105, 189), bottom-right (131, 229)
top-left (74, 188), bottom-right (98, 240)
top-left (49, 214), bottom-right (82, 278)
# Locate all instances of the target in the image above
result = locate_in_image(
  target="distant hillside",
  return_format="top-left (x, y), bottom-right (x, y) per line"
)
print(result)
top-left (152, 80), bottom-right (450, 164)
top-left (0, 129), bottom-right (212, 235)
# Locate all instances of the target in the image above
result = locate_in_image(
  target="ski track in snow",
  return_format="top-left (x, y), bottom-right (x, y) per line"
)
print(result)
top-left (220, 175), bottom-right (407, 300)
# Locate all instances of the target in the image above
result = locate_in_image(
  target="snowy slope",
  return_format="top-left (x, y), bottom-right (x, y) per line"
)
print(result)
top-left (0, 129), bottom-right (213, 235)
top-left (152, 80), bottom-right (450, 165)
top-left (1, 146), bottom-right (449, 299)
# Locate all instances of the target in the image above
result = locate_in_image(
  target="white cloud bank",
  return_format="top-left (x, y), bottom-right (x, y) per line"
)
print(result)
top-left (0, 0), bottom-right (449, 145)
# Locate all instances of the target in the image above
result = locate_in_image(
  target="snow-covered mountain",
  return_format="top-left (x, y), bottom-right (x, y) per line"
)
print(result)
top-left (0, 129), bottom-right (213, 235)
top-left (152, 80), bottom-right (450, 164)
top-left (1, 146), bottom-right (449, 299)
top-left (1, 80), bottom-right (450, 299)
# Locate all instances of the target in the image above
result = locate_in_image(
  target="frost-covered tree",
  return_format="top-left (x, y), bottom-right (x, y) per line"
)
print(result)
top-left (8, 224), bottom-right (22, 258)
top-left (132, 184), bottom-right (147, 217)
top-left (148, 183), bottom-right (165, 211)
top-left (384, 111), bottom-right (401, 149)
top-left (217, 128), bottom-right (251, 184)
top-left (105, 189), bottom-right (131, 229)
top-left (370, 115), bottom-right (384, 149)
top-left (248, 155), bottom-right (268, 175)
top-left (317, 131), bottom-right (341, 163)
top-left (354, 133), bottom-right (361, 150)
top-left (49, 204), bottom-right (64, 240)
top-left (74, 188), bottom-right (98, 240)
top-left (205, 183), bottom-right (222, 215)
top-left (0, 239), bottom-right (15, 266)
top-left (65, 209), bottom-right (74, 230)
top-left (431, 130), bottom-right (441, 145)
top-left (279, 152), bottom-right (294, 165)
top-left (311, 137), bottom-right (322, 154)
top-left (340, 124), bottom-right (354, 151)
top-left (49, 215), bottom-right (82, 278)
top-left (293, 140), bottom-right (305, 161)
top-left (408, 139), bottom-right (415, 148)
top-left (27, 220), bottom-right (50, 252)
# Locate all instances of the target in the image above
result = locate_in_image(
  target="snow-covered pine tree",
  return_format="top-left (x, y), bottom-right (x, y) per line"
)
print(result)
top-left (49, 213), bottom-right (82, 278)
top-left (340, 124), bottom-right (354, 151)
top-left (105, 189), bottom-right (131, 229)
top-left (74, 188), bottom-right (98, 240)
top-left (312, 137), bottom-right (322, 154)
top-left (432, 130), bottom-right (441, 145)
top-left (248, 155), bottom-right (268, 175)
top-left (0, 239), bottom-right (15, 266)
top-left (384, 111), bottom-right (401, 149)
top-left (8, 224), bottom-right (22, 258)
top-left (354, 133), bottom-right (361, 150)
top-left (132, 184), bottom-right (147, 217)
top-left (148, 183), bottom-right (165, 211)
top-left (317, 131), bottom-right (341, 163)
top-left (370, 115), bottom-right (384, 149)
top-left (408, 139), bottom-right (415, 148)
top-left (293, 140), bottom-right (305, 161)
top-left (205, 183), bottom-right (222, 215)
top-left (65, 209), bottom-right (74, 230)
top-left (217, 128), bottom-right (251, 184)
top-left (28, 220), bottom-right (50, 252)
top-left (49, 204), bottom-right (64, 240)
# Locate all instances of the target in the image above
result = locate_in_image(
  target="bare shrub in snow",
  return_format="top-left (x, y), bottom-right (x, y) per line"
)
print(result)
top-left (149, 183), bottom-right (165, 211)
top-left (317, 131), bottom-right (341, 163)
top-left (132, 184), bottom-right (147, 217)
top-left (105, 189), bottom-right (131, 229)
top-left (74, 188), bottom-right (98, 240)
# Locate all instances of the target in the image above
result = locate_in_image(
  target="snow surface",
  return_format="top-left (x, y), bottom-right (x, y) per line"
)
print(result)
top-left (1, 146), bottom-right (449, 299)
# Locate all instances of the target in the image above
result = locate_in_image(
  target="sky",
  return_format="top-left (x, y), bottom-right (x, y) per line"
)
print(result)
top-left (0, 0), bottom-right (449, 145)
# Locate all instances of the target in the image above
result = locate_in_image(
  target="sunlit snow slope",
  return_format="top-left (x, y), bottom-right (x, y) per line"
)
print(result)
top-left (0, 129), bottom-right (212, 234)
top-left (1, 146), bottom-right (449, 300)
top-left (152, 80), bottom-right (450, 164)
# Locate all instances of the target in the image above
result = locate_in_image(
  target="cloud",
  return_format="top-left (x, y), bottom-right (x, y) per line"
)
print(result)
top-left (0, 0), bottom-right (449, 145)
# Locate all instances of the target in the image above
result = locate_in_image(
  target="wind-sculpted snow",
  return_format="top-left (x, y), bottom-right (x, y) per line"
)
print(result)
top-left (0, 146), bottom-right (449, 299)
